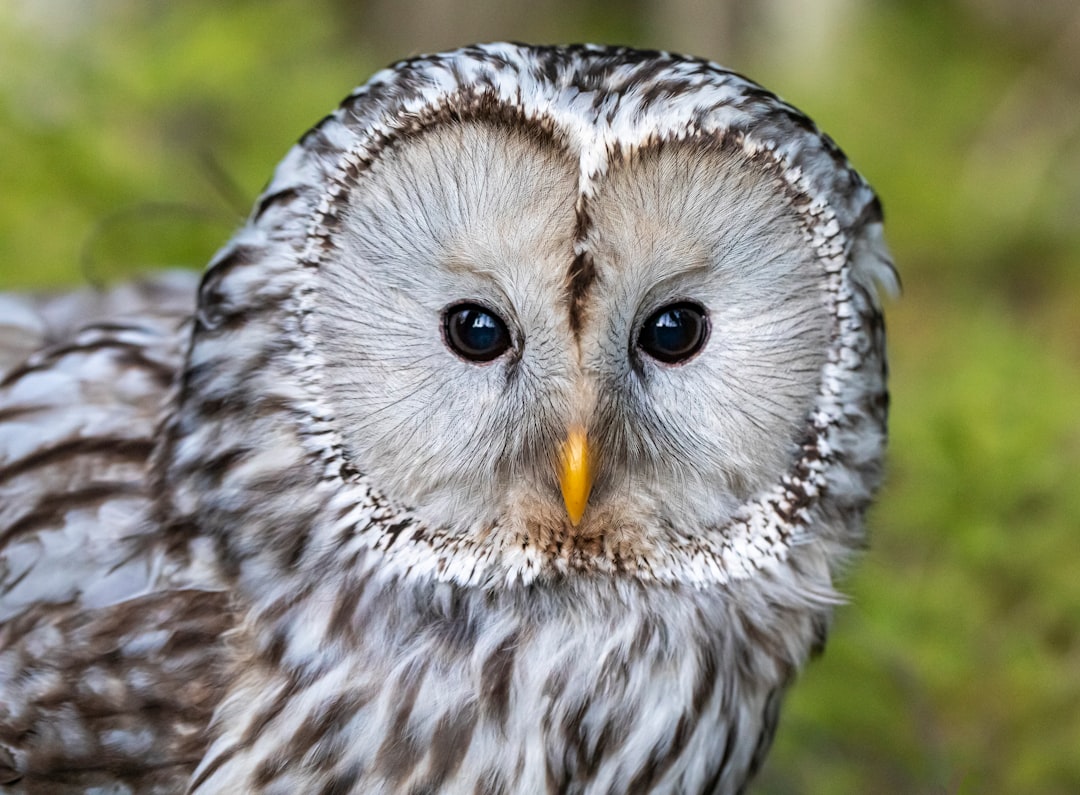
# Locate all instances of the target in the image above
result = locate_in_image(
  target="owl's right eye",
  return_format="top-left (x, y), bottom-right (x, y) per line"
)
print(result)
top-left (637, 302), bottom-right (710, 364)
top-left (443, 303), bottom-right (512, 363)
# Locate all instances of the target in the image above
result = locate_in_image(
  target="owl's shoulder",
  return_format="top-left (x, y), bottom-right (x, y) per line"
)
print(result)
top-left (0, 271), bottom-right (234, 790)
top-left (0, 270), bottom-right (199, 376)
top-left (0, 270), bottom-right (203, 618)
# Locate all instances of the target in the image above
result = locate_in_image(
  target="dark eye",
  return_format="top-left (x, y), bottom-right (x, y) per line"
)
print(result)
top-left (637, 302), bottom-right (709, 364)
top-left (443, 303), bottom-right (512, 362)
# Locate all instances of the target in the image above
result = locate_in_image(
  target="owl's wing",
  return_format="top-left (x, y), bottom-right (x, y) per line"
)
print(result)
top-left (0, 270), bottom-right (202, 378)
top-left (0, 271), bottom-right (232, 791)
top-left (0, 271), bottom-right (206, 618)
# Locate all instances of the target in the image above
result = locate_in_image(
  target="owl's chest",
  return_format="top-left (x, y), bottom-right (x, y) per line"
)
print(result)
top-left (193, 581), bottom-right (794, 794)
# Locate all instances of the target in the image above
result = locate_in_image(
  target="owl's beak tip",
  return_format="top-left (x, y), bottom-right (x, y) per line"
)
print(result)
top-left (558, 425), bottom-right (593, 527)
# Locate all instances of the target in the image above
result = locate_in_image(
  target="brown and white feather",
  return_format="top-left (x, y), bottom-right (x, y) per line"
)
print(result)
top-left (0, 44), bottom-right (894, 794)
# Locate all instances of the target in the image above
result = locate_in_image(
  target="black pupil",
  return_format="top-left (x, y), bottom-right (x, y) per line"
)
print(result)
top-left (638, 303), bottom-right (708, 364)
top-left (445, 304), bottom-right (511, 362)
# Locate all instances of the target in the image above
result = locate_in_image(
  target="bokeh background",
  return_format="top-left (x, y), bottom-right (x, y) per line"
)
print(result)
top-left (2, 1), bottom-right (1078, 792)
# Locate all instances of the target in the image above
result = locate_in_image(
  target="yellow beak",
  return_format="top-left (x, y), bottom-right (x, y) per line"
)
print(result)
top-left (558, 425), bottom-right (593, 526)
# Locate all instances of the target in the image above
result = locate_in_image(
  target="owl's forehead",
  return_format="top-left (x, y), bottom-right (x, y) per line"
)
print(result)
top-left (325, 108), bottom-right (814, 330)
top-left (285, 44), bottom-right (880, 255)
top-left (233, 44), bottom-right (892, 330)
top-left (285, 47), bottom-right (863, 330)
top-left (339, 95), bottom-right (793, 211)
top-left (341, 55), bottom-right (793, 202)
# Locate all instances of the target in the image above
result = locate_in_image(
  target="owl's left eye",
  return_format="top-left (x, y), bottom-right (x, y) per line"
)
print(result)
top-left (443, 303), bottom-right (512, 363)
top-left (637, 302), bottom-right (710, 364)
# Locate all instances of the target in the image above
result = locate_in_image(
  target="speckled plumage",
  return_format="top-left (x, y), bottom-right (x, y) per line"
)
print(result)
top-left (0, 44), bottom-right (895, 793)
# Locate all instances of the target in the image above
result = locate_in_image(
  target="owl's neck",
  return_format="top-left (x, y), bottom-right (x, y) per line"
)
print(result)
top-left (189, 561), bottom-right (824, 794)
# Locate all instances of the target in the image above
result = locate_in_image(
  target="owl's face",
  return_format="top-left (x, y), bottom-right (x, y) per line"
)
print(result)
top-left (315, 119), bottom-right (829, 566)
top-left (190, 45), bottom-right (893, 587)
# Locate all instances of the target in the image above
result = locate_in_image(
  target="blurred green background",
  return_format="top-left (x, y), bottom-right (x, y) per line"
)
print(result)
top-left (1, 1), bottom-right (1077, 791)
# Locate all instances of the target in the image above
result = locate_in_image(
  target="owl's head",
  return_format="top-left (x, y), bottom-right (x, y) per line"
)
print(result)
top-left (181, 44), bottom-right (895, 590)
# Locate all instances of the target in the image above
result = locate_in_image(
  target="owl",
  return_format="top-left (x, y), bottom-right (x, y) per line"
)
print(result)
top-left (0, 44), bottom-right (895, 794)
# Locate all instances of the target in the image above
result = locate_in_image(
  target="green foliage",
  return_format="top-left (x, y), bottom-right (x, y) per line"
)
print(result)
top-left (1, 2), bottom-right (1077, 792)
top-left (0, 3), bottom-right (369, 286)
top-left (751, 7), bottom-right (1080, 790)
top-left (760, 292), bottom-right (1080, 793)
